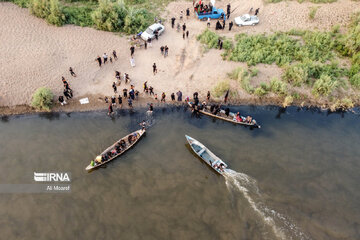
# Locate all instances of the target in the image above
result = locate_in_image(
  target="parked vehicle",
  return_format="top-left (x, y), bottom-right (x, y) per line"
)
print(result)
top-left (234, 14), bottom-right (259, 26)
top-left (141, 23), bottom-right (165, 41)
top-left (196, 7), bottom-right (226, 20)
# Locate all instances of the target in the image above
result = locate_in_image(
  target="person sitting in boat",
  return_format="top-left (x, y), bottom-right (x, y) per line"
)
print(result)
top-left (235, 112), bottom-right (242, 122)
top-left (200, 101), bottom-right (206, 110)
top-left (107, 151), bottom-right (112, 158)
top-left (225, 108), bottom-right (230, 117)
top-left (111, 149), bottom-right (117, 155)
top-left (246, 116), bottom-right (252, 123)
top-left (213, 105), bottom-right (220, 115)
top-left (128, 135), bottom-right (133, 144)
top-left (219, 163), bottom-right (225, 171)
top-left (210, 104), bottom-right (215, 113)
top-left (120, 139), bottom-right (126, 148)
top-left (140, 120), bottom-right (146, 130)
top-left (132, 132), bottom-right (138, 140)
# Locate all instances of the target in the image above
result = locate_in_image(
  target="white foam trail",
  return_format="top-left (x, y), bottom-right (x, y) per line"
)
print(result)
top-left (223, 169), bottom-right (310, 240)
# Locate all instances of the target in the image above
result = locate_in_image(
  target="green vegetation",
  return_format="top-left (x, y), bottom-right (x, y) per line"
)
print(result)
top-left (312, 74), bottom-right (338, 97)
top-left (212, 81), bottom-right (230, 98)
top-left (330, 98), bottom-right (354, 111)
top-left (266, 0), bottom-right (336, 3)
top-left (31, 87), bottom-right (54, 111)
top-left (6, 0), bottom-right (156, 34)
top-left (254, 83), bottom-right (269, 97)
top-left (228, 67), bottom-right (254, 94)
top-left (309, 6), bottom-right (319, 20)
top-left (270, 78), bottom-right (288, 95)
top-left (283, 95), bottom-right (294, 107)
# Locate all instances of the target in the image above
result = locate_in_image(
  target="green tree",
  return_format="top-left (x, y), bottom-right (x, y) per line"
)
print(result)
top-left (31, 87), bottom-right (54, 111)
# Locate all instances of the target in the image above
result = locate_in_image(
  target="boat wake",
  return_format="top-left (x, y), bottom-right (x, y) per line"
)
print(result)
top-left (223, 169), bottom-right (310, 240)
top-left (145, 111), bottom-right (155, 128)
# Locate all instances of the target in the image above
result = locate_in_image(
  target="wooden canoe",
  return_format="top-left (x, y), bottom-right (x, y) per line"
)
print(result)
top-left (186, 135), bottom-right (228, 175)
top-left (85, 129), bottom-right (146, 171)
top-left (188, 102), bottom-right (261, 128)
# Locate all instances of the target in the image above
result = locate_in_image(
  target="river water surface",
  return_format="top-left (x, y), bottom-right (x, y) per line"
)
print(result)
top-left (0, 106), bottom-right (359, 240)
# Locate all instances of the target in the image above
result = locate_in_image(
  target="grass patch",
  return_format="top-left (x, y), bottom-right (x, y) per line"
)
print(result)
top-left (312, 74), bottom-right (338, 97)
top-left (228, 67), bottom-right (254, 94)
top-left (309, 6), bottom-right (319, 20)
top-left (212, 81), bottom-right (230, 98)
top-left (270, 77), bottom-right (288, 95)
top-left (31, 87), bottom-right (54, 111)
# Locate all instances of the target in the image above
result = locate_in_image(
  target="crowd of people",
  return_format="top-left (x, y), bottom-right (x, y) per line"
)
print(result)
top-left (58, 68), bottom-right (76, 106)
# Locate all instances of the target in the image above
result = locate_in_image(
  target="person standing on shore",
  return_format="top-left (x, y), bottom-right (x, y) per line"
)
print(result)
top-left (161, 92), bottom-right (166, 102)
top-left (111, 96), bottom-right (116, 106)
top-left (63, 89), bottom-right (70, 100)
top-left (153, 63), bottom-right (157, 75)
top-left (69, 67), bottom-right (76, 77)
top-left (186, 8), bottom-right (190, 18)
top-left (207, 18), bottom-right (211, 27)
top-left (96, 56), bottom-right (102, 67)
top-left (182, 23), bottom-right (186, 32)
top-left (224, 89), bottom-right (229, 103)
top-left (154, 93), bottom-right (158, 100)
top-left (143, 81), bottom-right (148, 92)
top-left (171, 93), bottom-right (175, 101)
top-left (128, 97), bottom-right (133, 108)
top-left (123, 88), bottom-right (128, 98)
top-left (160, 46), bottom-right (164, 55)
top-left (227, 4), bottom-right (231, 19)
top-left (112, 82), bottom-right (117, 93)
top-left (222, 19), bottom-right (226, 30)
top-left (130, 46), bottom-right (135, 56)
top-left (149, 86), bottom-right (154, 95)
top-left (164, 46), bottom-right (169, 57)
top-left (147, 37), bottom-right (152, 47)
top-left (103, 53), bottom-right (108, 64)
top-left (118, 95), bottom-right (122, 108)
top-left (207, 91), bottom-right (211, 101)
top-left (229, 21), bottom-right (233, 31)
top-left (176, 90), bottom-right (182, 101)
top-left (108, 104), bottom-right (113, 115)
top-left (171, 17), bottom-right (176, 28)
top-left (255, 8), bottom-right (260, 16)
top-left (144, 41), bottom-right (147, 49)
top-left (220, 40), bottom-right (223, 50)
top-left (113, 50), bottom-right (118, 60)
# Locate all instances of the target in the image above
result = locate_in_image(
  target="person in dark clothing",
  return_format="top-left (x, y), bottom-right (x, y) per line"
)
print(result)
top-left (176, 90), bottom-right (182, 101)
top-left (143, 81), bottom-right (148, 92)
top-left (229, 21), bottom-right (233, 31)
top-left (112, 82), bottom-right (117, 93)
top-left (183, 32), bottom-right (185, 39)
top-left (63, 89), bottom-right (70, 100)
top-left (123, 88), bottom-right (128, 98)
top-left (105, 96), bottom-right (109, 103)
top-left (160, 46), bottom-right (164, 55)
top-left (58, 96), bottom-right (66, 105)
top-left (113, 50), bottom-right (118, 60)
top-left (255, 8), bottom-right (259, 16)
top-left (194, 97), bottom-right (199, 106)
top-left (210, 104), bottom-right (215, 113)
top-left (186, 30), bottom-right (189, 38)
top-left (115, 71), bottom-right (121, 81)
top-left (164, 45), bottom-right (169, 57)
top-left (161, 92), bottom-right (166, 102)
top-left (171, 17), bottom-right (176, 28)
top-left (118, 95), bottom-right (122, 108)
top-left (69, 67), bottom-right (76, 77)
top-left (130, 46), bottom-right (135, 56)
top-left (108, 104), bottom-right (113, 115)
top-left (222, 19), bottom-right (226, 30)
top-left (227, 4), bottom-right (231, 19)
top-left (186, 8), bottom-right (190, 17)
top-left (128, 97), bottom-right (133, 108)
top-left (224, 89), bottom-right (229, 103)
top-left (225, 108), bottom-right (230, 116)
top-left (171, 93), bottom-right (175, 101)
top-left (154, 31), bottom-right (159, 40)
top-left (96, 56), bottom-right (102, 67)
top-left (144, 41), bottom-right (147, 49)
top-left (103, 53), bottom-right (108, 64)
top-left (111, 96), bottom-right (116, 106)
top-left (216, 20), bottom-right (222, 30)
top-left (67, 88), bottom-right (73, 98)
top-left (207, 91), bottom-right (211, 101)
top-left (193, 92), bottom-right (198, 100)
top-left (149, 103), bottom-right (154, 111)
top-left (182, 23), bottom-right (186, 32)
top-left (219, 40), bottom-right (223, 50)
top-left (153, 63), bottom-right (157, 75)
top-left (149, 86), bottom-right (154, 95)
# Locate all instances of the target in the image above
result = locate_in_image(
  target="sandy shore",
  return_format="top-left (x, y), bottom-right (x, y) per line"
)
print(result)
top-left (0, 0), bottom-right (359, 115)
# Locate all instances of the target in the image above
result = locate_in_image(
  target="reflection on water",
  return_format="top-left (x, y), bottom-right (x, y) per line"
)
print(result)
top-left (0, 106), bottom-right (359, 240)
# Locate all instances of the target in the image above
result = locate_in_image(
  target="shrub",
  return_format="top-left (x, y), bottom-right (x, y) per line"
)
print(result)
top-left (63, 5), bottom-right (94, 27)
top-left (31, 87), bottom-right (54, 111)
top-left (123, 7), bottom-right (154, 34)
top-left (228, 67), bottom-right (254, 94)
top-left (283, 95), bottom-right (294, 107)
top-left (270, 78), bottom-right (287, 95)
top-left (312, 74), bottom-right (337, 97)
top-left (350, 73), bottom-right (360, 88)
top-left (254, 83), bottom-right (269, 97)
top-left (14, 0), bottom-right (30, 7)
top-left (309, 6), bottom-right (319, 20)
top-left (213, 81), bottom-right (230, 98)
top-left (92, 0), bottom-right (126, 32)
top-left (29, 0), bottom-right (64, 26)
top-left (249, 67), bottom-right (259, 77)
top-left (330, 98), bottom-right (354, 111)
top-left (283, 65), bottom-right (308, 86)
top-left (197, 29), bottom-right (220, 49)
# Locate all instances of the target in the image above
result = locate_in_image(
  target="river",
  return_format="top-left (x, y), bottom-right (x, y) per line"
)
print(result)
top-left (0, 106), bottom-right (359, 240)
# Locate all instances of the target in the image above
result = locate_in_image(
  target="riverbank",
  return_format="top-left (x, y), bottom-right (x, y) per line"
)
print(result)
top-left (1, 1), bottom-right (359, 115)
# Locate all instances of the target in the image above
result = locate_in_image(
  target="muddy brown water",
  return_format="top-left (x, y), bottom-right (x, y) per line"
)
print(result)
top-left (0, 106), bottom-right (359, 240)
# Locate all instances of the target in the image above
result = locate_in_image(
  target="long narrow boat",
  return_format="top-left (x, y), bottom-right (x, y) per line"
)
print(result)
top-left (188, 102), bottom-right (261, 128)
top-left (85, 129), bottom-right (146, 171)
top-left (185, 135), bottom-right (228, 175)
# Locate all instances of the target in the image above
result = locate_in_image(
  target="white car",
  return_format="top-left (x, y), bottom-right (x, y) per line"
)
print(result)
top-left (234, 14), bottom-right (259, 26)
top-left (141, 23), bottom-right (165, 41)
